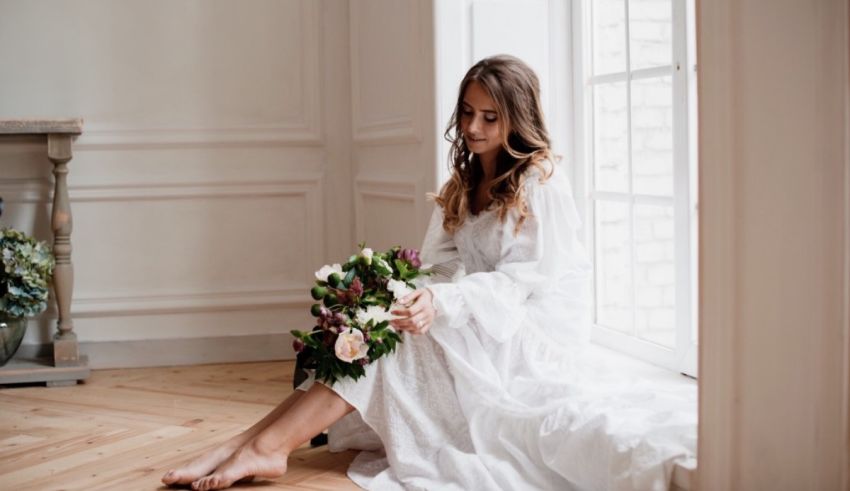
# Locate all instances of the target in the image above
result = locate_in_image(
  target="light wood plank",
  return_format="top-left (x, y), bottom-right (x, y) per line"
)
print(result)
top-left (0, 361), bottom-right (361, 490)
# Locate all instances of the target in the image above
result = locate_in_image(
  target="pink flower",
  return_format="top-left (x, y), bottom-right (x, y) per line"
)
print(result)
top-left (334, 327), bottom-right (369, 363)
top-left (398, 248), bottom-right (422, 268)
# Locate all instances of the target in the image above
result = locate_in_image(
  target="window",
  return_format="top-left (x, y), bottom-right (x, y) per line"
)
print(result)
top-left (574, 0), bottom-right (698, 376)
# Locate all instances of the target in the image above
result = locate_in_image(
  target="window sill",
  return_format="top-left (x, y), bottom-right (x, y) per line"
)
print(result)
top-left (587, 343), bottom-right (697, 491)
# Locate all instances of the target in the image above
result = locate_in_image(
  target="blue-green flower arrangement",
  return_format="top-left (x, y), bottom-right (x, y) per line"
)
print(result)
top-left (0, 228), bottom-right (55, 318)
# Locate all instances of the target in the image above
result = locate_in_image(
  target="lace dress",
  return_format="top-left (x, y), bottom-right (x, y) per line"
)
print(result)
top-left (299, 162), bottom-right (697, 491)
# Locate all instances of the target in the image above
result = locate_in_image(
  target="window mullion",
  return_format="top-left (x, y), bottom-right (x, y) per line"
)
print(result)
top-left (624, 0), bottom-right (636, 338)
top-left (591, 191), bottom-right (675, 207)
top-left (588, 71), bottom-right (629, 85)
top-left (672, 0), bottom-right (696, 376)
top-left (629, 65), bottom-right (674, 81)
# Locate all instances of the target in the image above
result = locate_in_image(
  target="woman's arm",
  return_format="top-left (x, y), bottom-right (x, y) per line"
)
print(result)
top-left (419, 170), bottom-right (590, 342)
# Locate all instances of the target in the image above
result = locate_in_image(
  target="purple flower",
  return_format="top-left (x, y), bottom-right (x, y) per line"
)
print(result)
top-left (398, 248), bottom-right (422, 268)
top-left (292, 339), bottom-right (305, 353)
top-left (356, 356), bottom-right (370, 366)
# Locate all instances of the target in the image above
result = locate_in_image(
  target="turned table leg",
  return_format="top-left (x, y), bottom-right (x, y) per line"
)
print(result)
top-left (47, 133), bottom-right (79, 367)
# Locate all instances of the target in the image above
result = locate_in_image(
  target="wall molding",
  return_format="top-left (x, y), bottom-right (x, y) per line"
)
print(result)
top-left (72, 2), bottom-right (323, 150)
top-left (0, 174), bottom-right (324, 202)
top-left (72, 287), bottom-right (312, 317)
top-left (17, 333), bottom-right (298, 369)
top-left (349, 1), bottom-right (423, 145)
top-left (75, 125), bottom-right (322, 150)
top-left (353, 176), bottom-right (422, 242)
top-left (1, 174), bottom-right (327, 317)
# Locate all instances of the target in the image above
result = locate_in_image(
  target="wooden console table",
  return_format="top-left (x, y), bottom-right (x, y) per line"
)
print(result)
top-left (0, 119), bottom-right (90, 386)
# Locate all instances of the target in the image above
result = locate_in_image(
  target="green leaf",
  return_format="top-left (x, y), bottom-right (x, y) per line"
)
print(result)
top-left (393, 259), bottom-right (409, 278)
top-left (342, 268), bottom-right (356, 288)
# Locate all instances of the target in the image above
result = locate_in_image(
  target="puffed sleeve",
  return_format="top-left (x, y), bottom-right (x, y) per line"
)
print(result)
top-left (426, 164), bottom-right (591, 343)
top-left (416, 205), bottom-right (466, 286)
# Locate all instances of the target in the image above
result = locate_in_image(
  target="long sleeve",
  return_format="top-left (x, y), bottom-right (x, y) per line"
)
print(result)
top-left (427, 166), bottom-right (591, 343)
top-left (416, 206), bottom-right (466, 286)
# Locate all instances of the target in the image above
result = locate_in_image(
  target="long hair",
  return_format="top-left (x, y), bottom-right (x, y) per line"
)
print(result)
top-left (432, 54), bottom-right (555, 236)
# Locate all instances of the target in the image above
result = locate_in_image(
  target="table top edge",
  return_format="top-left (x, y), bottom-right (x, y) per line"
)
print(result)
top-left (0, 118), bottom-right (84, 135)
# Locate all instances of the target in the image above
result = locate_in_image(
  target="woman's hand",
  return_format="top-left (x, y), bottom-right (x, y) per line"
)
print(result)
top-left (390, 288), bottom-right (436, 335)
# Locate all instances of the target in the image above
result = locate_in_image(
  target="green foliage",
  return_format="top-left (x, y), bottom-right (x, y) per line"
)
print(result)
top-left (0, 228), bottom-right (55, 318)
top-left (342, 268), bottom-right (356, 288)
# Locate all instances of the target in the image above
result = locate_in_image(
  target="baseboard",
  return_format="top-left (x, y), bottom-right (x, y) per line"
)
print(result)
top-left (16, 333), bottom-right (297, 369)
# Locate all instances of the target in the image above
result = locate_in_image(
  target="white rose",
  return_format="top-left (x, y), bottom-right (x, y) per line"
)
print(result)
top-left (356, 305), bottom-right (393, 326)
top-left (315, 263), bottom-right (343, 281)
top-left (334, 328), bottom-right (369, 363)
top-left (361, 247), bottom-right (374, 265)
top-left (387, 278), bottom-right (414, 301)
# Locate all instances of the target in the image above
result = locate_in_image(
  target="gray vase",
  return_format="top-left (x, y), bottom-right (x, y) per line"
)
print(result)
top-left (0, 314), bottom-right (27, 366)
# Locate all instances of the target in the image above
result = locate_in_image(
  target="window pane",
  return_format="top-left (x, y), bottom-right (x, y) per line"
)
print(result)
top-left (593, 81), bottom-right (629, 193)
top-left (634, 204), bottom-right (675, 348)
top-left (628, 0), bottom-right (673, 70)
top-left (592, 0), bottom-right (626, 75)
top-left (595, 200), bottom-right (632, 334)
top-left (631, 75), bottom-right (673, 196)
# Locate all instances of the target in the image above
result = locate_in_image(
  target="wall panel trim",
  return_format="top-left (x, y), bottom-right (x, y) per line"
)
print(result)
top-left (17, 333), bottom-right (298, 369)
top-left (349, 1), bottom-right (423, 145)
top-left (72, 2), bottom-right (323, 150)
top-left (353, 175), bottom-right (422, 243)
top-left (72, 287), bottom-right (311, 317)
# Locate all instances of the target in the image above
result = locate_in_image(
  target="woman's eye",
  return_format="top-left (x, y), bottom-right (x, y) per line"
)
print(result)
top-left (485, 116), bottom-right (497, 123)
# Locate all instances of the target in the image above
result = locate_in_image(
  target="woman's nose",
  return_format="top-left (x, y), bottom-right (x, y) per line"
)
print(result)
top-left (467, 115), bottom-right (481, 134)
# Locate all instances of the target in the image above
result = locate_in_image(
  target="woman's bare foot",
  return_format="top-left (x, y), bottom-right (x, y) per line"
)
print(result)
top-left (190, 440), bottom-right (288, 491)
top-left (161, 441), bottom-right (241, 486)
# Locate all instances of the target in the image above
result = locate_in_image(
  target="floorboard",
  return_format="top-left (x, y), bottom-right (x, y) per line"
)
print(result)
top-left (0, 361), bottom-right (361, 490)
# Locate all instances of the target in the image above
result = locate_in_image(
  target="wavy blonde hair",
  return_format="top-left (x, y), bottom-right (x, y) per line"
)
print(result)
top-left (432, 55), bottom-right (555, 236)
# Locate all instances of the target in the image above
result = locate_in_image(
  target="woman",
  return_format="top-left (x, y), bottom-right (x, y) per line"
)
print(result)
top-left (163, 55), bottom-right (695, 491)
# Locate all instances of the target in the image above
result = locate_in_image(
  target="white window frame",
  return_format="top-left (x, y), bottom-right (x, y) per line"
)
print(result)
top-left (571, 0), bottom-right (699, 376)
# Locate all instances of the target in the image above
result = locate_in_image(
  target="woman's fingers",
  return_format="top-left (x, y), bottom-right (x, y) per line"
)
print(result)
top-left (398, 289), bottom-right (423, 306)
top-left (389, 288), bottom-right (436, 334)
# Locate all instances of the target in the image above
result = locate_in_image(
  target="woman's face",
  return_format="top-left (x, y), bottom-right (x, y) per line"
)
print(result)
top-left (460, 81), bottom-right (504, 163)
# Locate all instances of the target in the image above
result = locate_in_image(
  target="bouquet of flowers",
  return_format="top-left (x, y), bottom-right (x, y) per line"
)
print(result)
top-left (291, 243), bottom-right (429, 385)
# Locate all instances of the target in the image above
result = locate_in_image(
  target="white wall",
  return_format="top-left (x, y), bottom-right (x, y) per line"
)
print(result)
top-left (697, 0), bottom-right (849, 488)
top-left (0, 0), bottom-right (353, 367)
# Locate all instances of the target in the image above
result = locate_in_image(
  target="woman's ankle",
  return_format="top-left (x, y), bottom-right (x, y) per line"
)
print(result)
top-left (249, 434), bottom-right (291, 457)
top-left (222, 433), bottom-right (252, 453)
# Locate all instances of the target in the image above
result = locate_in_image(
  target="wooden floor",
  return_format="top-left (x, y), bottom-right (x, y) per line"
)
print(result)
top-left (0, 361), bottom-right (362, 491)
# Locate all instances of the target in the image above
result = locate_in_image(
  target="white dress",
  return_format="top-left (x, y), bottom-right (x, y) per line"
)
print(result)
top-left (300, 162), bottom-right (697, 491)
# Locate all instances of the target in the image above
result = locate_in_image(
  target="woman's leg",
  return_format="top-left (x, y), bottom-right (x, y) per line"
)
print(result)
top-left (162, 389), bottom-right (307, 485)
top-left (191, 382), bottom-right (354, 491)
